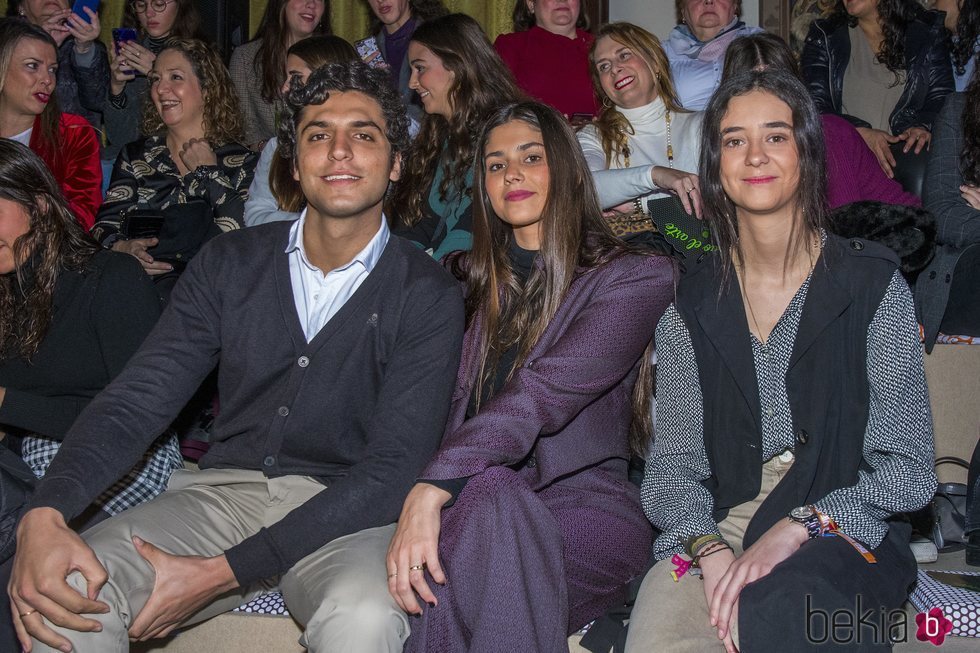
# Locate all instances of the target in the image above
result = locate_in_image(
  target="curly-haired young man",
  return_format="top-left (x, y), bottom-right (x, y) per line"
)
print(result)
top-left (8, 61), bottom-right (464, 653)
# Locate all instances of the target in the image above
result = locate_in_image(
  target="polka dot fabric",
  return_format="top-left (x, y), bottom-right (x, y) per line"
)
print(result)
top-left (234, 592), bottom-right (289, 616)
top-left (909, 570), bottom-right (980, 637)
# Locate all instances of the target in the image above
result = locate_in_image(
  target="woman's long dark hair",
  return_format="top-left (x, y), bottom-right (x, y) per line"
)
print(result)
top-left (950, 0), bottom-right (980, 76)
top-left (512, 0), bottom-right (589, 32)
top-left (270, 35), bottom-right (359, 213)
top-left (961, 66), bottom-right (980, 185)
top-left (252, 0), bottom-right (331, 105)
top-left (389, 13), bottom-right (523, 227)
top-left (368, 0), bottom-right (449, 34)
top-left (0, 20), bottom-right (60, 152)
top-left (121, 0), bottom-right (203, 40)
top-left (837, 0), bottom-right (922, 74)
top-left (0, 139), bottom-right (99, 360)
top-left (463, 100), bottom-right (654, 456)
top-left (699, 69), bottom-right (828, 283)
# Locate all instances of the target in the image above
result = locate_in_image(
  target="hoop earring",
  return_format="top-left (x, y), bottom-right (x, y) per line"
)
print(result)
top-left (602, 96), bottom-right (612, 109)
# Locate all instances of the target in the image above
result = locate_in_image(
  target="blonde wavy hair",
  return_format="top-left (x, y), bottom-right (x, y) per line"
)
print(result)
top-left (142, 38), bottom-right (245, 147)
top-left (588, 22), bottom-right (687, 168)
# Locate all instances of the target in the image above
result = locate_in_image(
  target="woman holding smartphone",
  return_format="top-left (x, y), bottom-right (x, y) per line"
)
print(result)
top-left (362, 0), bottom-right (448, 128)
top-left (75, 0), bottom-right (202, 164)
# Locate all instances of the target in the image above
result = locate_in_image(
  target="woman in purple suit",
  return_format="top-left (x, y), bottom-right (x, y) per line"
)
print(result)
top-left (385, 100), bottom-right (675, 651)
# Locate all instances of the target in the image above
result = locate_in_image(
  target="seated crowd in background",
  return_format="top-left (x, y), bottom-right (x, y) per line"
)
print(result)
top-left (0, 0), bottom-right (977, 651)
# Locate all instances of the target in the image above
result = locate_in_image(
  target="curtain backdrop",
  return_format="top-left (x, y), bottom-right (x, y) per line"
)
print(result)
top-left (0, 2), bottom-right (514, 49)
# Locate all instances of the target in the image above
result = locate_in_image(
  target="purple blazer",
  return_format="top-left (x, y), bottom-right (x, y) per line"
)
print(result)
top-left (422, 251), bottom-right (675, 489)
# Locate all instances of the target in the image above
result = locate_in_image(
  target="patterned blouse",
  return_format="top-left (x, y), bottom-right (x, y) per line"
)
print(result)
top-left (92, 135), bottom-right (257, 246)
top-left (643, 269), bottom-right (935, 558)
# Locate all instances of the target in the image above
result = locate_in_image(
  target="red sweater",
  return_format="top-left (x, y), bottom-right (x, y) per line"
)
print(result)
top-left (30, 113), bottom-right (102, 230)
top-left (494, 26), bottom-right (598, 118)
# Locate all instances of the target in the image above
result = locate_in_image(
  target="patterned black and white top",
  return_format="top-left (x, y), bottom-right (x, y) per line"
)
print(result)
top-left (92, 135), bottom-right (257, 246)
top-left (643, 269), bottom-right (935, 559)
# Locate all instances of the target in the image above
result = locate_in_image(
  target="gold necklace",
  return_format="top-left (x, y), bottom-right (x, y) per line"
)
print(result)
top-left (736, 237), bottom-right (822, 345)
top-left (620, 108), bottom-right (673, 169)
top-left (738, 267), bottom-right (769, 345)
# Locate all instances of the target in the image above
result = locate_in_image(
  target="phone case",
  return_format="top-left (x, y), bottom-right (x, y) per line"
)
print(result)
top-left (71, 0), bottom-right (101, 23)
top-left (354, 36), bottom-right (389, 70)
top-left (645, 196), bottom-right (715, 258)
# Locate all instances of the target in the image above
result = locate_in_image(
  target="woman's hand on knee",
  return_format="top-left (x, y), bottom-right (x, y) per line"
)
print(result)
top-left (8, 508), bottom-right (110, 652)
top-left (386, 483), bottom-right (450, 615)
top-left (709, 520), bottom-right (808, 643)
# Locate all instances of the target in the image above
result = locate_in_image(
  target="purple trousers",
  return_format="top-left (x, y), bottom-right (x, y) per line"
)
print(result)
top-left (404, 465), bottom-right (652, 653)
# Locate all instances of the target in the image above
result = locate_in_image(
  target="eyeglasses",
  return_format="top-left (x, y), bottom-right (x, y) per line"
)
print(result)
top-left (132, 0), bottom-right (175, 14)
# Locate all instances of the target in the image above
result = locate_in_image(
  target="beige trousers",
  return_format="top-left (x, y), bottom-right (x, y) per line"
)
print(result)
top-left (625, 453), bottom-right (795, 653)
top-left (30, 468), bottom-right (409, 653)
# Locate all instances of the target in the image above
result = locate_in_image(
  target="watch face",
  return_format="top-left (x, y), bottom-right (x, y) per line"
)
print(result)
top-left (791, 506), bottom-right (815, 520)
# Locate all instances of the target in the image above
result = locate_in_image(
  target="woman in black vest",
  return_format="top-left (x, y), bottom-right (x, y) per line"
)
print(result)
top-left (625, 69), bottom-right (936, 652)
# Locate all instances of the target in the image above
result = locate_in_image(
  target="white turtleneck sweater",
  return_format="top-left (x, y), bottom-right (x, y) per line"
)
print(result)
top-left (577, 97), bottom-right (703, 210)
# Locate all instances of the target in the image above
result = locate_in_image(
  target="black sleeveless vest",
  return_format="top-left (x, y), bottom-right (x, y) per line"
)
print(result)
top-left (673, 234), bottom-right (899, 548)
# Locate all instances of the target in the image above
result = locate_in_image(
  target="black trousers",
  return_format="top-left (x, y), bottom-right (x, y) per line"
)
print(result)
top-left (739, 521), bottom-right (916, 652)
top-left (968, 437), bottom-right (980, 535)
top-left (940, 245), bottom-right (980, 336)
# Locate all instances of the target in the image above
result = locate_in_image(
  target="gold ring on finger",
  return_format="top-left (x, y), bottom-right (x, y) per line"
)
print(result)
top-left (19, 609), bottom-right (36, 618)
top-left (409, 563), bottom-right (425, 571)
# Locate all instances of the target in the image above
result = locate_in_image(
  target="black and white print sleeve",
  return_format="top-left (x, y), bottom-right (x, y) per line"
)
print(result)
top-left (641, 304), bottom-right (721, 559)
top-left (813, 271), bottom-right (938, 547)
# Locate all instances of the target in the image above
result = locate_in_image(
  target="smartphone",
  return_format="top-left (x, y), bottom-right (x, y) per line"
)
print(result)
top-left (112, 27), bottom-right (138, 74)
top-left (354, 36), bottom-right (389, 70)
top-left (112, 27), bottom-right (137, 53)
top-left (121, 211), bottom-right (165, 240)
top-left (71, 0), bottom-right (101, 24)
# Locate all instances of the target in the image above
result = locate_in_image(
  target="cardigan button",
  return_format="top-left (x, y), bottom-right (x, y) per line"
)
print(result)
top-left (850, 240), bottom-right (864, 251)
top-left (263, 456), bottom-right (276, 467)
top-left (526, 455), bottom-right (537, 469)
top-left (929, 271), bottom-right (937, 280)
top-left (298, 356), bottom-right (310, 368)
top-left (796, 428), bottom-right (809, 445)
top-left (278, 406), bottom-right (290, 417)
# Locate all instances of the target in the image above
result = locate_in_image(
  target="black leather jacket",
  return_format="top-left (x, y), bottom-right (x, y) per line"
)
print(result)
top-left (801, 10), bottom-right (954, 135)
